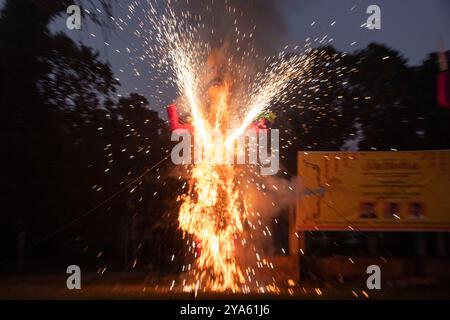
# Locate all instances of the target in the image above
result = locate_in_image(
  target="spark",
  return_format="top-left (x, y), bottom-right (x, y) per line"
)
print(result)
top-left (96, 0), bottom-right (356, 293)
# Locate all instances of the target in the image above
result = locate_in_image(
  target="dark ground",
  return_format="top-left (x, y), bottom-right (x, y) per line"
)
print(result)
top-left (1, 272), bottom-right (449, 300)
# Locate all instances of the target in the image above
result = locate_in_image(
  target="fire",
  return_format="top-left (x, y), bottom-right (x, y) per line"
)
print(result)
top-left (178, 80), bottom-right (246, 292)
top-left (141, 0), bottom-right (314, 293)
top-left (172, 54), bottom-right (312, 292)
top-left (179, 164), bottom-right (246, 291)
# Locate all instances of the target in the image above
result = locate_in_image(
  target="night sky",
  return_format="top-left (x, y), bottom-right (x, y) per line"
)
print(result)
top-left (282, 0), bottom-right (450, 66)
top-left (2, 0), bottom-right (450, 113)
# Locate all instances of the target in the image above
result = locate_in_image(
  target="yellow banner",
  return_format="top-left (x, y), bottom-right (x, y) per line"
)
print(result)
top-left (297, 151), bottom-right (450, 231)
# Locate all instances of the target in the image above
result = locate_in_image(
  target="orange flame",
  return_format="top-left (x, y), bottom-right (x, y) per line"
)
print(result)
top-left (178, 79), bottom-right (247, 292)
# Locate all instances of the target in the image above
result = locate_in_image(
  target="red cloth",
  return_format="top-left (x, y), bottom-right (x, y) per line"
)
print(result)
top-left (437, 71), bottom-right (450, 109)
top-left (167, 104), bottom-right (193, 132)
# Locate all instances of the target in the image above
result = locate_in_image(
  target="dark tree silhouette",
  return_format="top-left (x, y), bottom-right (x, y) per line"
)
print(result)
top-left (0, 0), bottom-right (177, 269)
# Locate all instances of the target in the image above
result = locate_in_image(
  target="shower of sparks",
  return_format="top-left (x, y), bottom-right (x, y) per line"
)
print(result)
top-left (134, 0), bottom-right (318, 293)
top-left (79, 0), bottom-right (360, 294)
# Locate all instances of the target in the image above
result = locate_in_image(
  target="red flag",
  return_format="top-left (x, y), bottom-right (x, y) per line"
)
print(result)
top-left (167, 104), bottom-right (193, 132)
top-left (437, 71), bottom-right (450, 109)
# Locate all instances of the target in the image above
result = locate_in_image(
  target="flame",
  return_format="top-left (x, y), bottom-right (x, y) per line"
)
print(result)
top-left (143, 0), bottom-right (313, 293)
top-left (172, 46), bottom-right (312, 294)
top-left (179, 164), bottom-right (246, 291)
top-left (178, 81), bottom-right (246, 292)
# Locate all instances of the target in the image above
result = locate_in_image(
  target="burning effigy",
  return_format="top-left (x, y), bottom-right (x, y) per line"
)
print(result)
top-left (135, 0), bottom-right (316, 293)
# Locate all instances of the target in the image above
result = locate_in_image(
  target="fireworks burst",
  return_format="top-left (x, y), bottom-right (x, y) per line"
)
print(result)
top-left (82, 0), bottom-right (356, 294)
top-left (135, 0), bottom-right (317, 293)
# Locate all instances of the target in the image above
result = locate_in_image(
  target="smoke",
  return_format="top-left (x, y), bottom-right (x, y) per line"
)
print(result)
top-left (176, 0), bottom-right (292, 54)
top-left (242, 173), bottom-right (298, 255)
